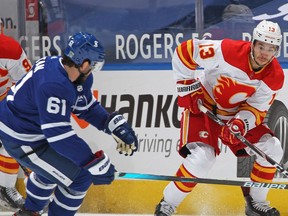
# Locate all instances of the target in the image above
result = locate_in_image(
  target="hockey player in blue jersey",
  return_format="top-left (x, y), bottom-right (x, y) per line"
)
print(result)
top-left (0, 32), bottom-right (138, 216)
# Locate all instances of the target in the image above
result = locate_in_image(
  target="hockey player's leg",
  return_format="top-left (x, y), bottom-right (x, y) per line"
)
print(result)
top-left (14, 170), bottom-right (91, 216)
top-left (5, 141), bottom-right (88, 215)
top-left (155, 142), bottom-right (216, 216)
top-left (244, 134), bottom-right (283, 216)
top-left (0, 145), bottom-right (24, 211)
top-left (47, 169), bottom-right (92, 216)
top-left (13, 172), bottom-right (56, 215)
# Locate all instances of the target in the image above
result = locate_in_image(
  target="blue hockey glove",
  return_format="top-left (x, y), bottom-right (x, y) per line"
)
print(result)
top-left (84, 150), bottom-right (116, 185)
top-left (105, 112), bottom-right (138, 156)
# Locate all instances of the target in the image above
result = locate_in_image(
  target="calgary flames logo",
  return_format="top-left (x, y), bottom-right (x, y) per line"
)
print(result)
top-left (213, 76), bottom-right (255, 109)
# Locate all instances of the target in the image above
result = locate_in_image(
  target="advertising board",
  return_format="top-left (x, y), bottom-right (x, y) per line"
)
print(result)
top-left (71, 69), bottom-right (288, 181)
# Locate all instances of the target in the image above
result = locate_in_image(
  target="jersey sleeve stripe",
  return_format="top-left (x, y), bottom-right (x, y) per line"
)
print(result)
top-left (176, 40), bottom-right (198, 70)
top-left (0, 121), bottom-right (45, 142)
top-left (41, 122), bottom-right (71, 130)
top-left (46, 131), bottom-right (76, 143)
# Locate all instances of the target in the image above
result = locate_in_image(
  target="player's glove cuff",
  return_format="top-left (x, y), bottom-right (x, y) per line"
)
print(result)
top-left (84, 150), bottom-right (116, 185)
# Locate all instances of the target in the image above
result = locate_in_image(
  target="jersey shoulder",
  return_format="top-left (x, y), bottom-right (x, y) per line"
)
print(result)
top-left (0, 35), bottom-right (23, 59)
top-left (39, 57), bottom-right (76, 99)
top-left (32, 57), bottom-right (72, 91)
top-left (221, 39), bottom-right (284, 91)
top-left (263, 59), bottom-right (284, 91)
top-left (221, 39), bottom-right (251, 65)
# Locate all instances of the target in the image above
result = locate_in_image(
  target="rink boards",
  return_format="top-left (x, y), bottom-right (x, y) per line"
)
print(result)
top-left (15, 178), bottom-right (288, 215)
top-left (13, 69), bottom-right (288, 215)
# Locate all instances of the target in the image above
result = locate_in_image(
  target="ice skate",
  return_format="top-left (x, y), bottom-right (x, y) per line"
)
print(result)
top-left (245, 195), bottom-right (280, 216)
top-left (0, 186), bottom-right (25, 211)
top-left (13, 207), bottom-right (41, 216)
top-left (154, 198), bottom-right (175, 216)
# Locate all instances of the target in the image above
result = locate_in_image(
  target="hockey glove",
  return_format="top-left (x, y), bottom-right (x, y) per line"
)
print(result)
top-left (84, 150), bottom-right (116, 185)
top-left (176, 79), bottom-right (204, 114)
top-left (220, 118), bottom-right (247, 145)
top-left (105, 112), bottom-right (138, 156)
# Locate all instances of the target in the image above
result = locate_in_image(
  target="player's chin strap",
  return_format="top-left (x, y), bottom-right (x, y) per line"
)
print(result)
top-left (198, 103), bottom-right (288, 178)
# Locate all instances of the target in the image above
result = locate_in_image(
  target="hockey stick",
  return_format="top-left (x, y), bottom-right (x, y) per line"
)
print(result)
top-left (117, 172), bottom-right (288, 190)
top-left (198, 104), bottom-right (288, 177)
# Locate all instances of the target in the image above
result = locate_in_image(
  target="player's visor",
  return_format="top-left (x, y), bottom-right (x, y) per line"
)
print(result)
top-left (90, 60), bottom-right (104, 72)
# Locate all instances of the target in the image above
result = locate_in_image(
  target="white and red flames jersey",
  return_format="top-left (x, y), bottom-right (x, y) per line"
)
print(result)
top-left (0, 35), bottom-right (31, 186)
top-left (172, 39), bottom-right (284, 130)
top-left (0, 34), bottom-right (31, 100)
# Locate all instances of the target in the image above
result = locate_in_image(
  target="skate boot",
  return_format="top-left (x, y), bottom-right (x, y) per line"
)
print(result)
top-left (154, 198), bottom-right (175, 216)
top-left (245, 195), bottom-right (280, 216)
top-left (0, 186), bottom-right (25, 211)
top-left (13, 207), bottom-right (41, 216)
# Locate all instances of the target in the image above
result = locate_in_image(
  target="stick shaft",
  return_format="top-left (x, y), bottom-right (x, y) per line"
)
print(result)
top-left (198, 104), bottom-right (288, 177)
top-left (117, 172), bottom-right (288, 190)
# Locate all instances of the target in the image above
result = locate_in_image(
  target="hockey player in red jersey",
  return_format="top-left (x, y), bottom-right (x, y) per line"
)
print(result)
top-left (155, 20), bottom-right (283, 216)
top-left (0, 19), bottom-right (32, 211)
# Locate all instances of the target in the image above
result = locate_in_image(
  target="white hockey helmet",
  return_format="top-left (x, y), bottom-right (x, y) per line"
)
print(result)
top-left (252, 20), bottom-right (282, 47)
top-left (222, 4), bottom-right (254, 23)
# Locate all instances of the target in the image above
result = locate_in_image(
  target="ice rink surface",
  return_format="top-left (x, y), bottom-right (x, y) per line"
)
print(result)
top-left (0, 214), bottom-right (243, 216)
top-left (0, 214), bottom-right (162, 216)
top-left (0, 214), bottom-right (157, 216)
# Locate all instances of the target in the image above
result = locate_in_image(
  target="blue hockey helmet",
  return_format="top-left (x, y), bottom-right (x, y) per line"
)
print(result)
top-left (64, 32), bottom-right (105, 71)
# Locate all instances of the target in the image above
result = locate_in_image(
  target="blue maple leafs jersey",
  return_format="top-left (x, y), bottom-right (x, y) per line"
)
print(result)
top-left (0, 56), bottom-right (109, 165)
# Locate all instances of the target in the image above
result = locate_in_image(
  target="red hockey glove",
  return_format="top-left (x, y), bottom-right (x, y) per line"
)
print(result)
top-left (176, 79), bottom-right (203, 114)
top-left (220, 118), bottom-right (247, 145)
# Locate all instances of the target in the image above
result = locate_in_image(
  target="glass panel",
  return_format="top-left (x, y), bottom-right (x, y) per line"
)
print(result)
top-left (33, 0), bottom-right (288, 67)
